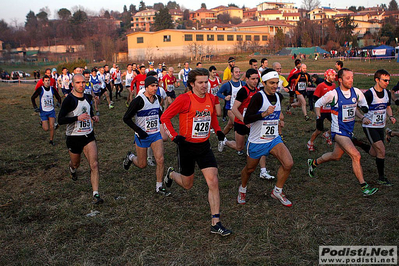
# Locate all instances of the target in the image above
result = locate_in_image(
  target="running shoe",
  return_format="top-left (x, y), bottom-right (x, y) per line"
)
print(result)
top-left (164, 167), bottom-right (175, 188)
top-left (237, 191), bottom-right (246, 205)
top-left (49, 140), bottom-right (55, 146)
top-left (271, 190), bottom-right (292, 207)
top-left (54, 123), bottom-right (59, 130)
top-left (322, 132), bottom-right (332, 145)
top-left (361, 184), bottom-right (378, 197)
top-left (307, 159), bottom-right (316, 178)
top-left (125, 101), bottom-right (129, 107)
top-left (210, 222), bottom-right (232, 237)
top-left (123, 151), bottom-right (133, 170)
top-left (307, 141), bottom-right (315, 152)
top-left (157, 186), bottom-right (172, 196)
top-left (237, 150), bottom-right (244, 156)
top-left (147, 157), bottom-right (156, 167)
top-left (110, 101), bottom-right (114, 105)
top-left (218, 137), bottom-right (227, 152)
top-left (109, 104), bottom-right (114, 109)
top-left (69, 166), bottom-right (77, 181)
top-left (305, 115), bottom-right (311, 121)
top-left (93, 193), bottom-right (104, 204)
top-left (377, 178), bottom-right (393, 187)
top-left (386, 128), bottom-right (393, 143)
top-left (260, 170), bottom-right (275, 180)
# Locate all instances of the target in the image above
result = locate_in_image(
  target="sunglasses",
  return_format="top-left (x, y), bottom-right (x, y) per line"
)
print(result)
top-left (380, 79), bottom-right (390, 83)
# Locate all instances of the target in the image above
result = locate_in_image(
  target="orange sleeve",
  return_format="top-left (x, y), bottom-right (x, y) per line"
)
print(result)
top-left (161, 94), bottom-right (190, 140)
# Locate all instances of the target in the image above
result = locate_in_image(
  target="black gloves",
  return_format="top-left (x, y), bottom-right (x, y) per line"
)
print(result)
top-left (173, 135), bottom-right (186, 145)
top-left (34, 107), bottom-right (40, 112)
top-left (135, 128), bottom-right (149, 139)
top-left (359, 106), bottom-right (368, 113)
top-left (216, 131), bottom-right (225, 141)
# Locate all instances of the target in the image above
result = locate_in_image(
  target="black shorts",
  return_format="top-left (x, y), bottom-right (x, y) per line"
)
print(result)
top-left (363, 127), bottom-right (385, 144)
top-left (66, 132), bottom-right (96, 154)
top-left (178, 140), bottom-right (217, 176)
top-left (234, 122), bottom-right (250, 136)
top-left (316, 113), bottom-right (332, 131)
top-left (166, 91), bottom-right (176, 99)
top-left (100, 88), bottom-right (107, 96)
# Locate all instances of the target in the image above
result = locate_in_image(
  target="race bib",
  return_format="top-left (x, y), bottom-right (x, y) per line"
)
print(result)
top-left (371, 110), bottom-right (385, 126)
top-left (145, 116), bottom-right (159, 133)
top-left (77, 119), bottom-right (91, 133)
top-left (93, 83), bottom-right (101, 92)
top-left (127, 78), bottom-right (132, 85)
top-left (167, 84), bottom-right (174, 92)
top-left (192, 116), bottom-right (210, 138)
top-left (211, 86), bottom-right (219, 96)
top-left (139, 85), bottom-right (145, 90)
top-left (298, 82), bottom-right (306, 91)
top-left (342, 104), bottom-right (356, 122)
top-left (260, 120), bottom-right (278, 140)
top-left (43, 97), bottom-right (54, 109)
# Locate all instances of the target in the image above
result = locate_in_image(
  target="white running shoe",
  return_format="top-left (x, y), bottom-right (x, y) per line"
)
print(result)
top-left (270, 190), bottom-right (292, 207)
top-left (260, 170), bottom-right (275, 180)
top-left (147, 157), bottom-right (156, 167)
top-left (218, 137), bottom-right (227, 152)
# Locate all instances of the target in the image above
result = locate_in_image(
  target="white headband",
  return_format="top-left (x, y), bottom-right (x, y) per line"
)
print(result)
top-left (261, 71), bottom-right (279, 82)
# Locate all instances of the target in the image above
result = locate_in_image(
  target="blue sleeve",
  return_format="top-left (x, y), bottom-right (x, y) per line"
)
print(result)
top-left (217, 83), bottom-right (230, 99)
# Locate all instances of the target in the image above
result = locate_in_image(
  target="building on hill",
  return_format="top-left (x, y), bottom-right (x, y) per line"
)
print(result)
top-left (200, 20), bottom-right (293, 37)
top-left (243, 8), bottom-right (257, 21)
top-left (189, 8), bottom-right (217, 24)
top-left (308, 7), bottom-right (353, 21)
top-left (212, 6), bottom-right (244, 20)
top-left (256, 1), bottom-right (295, 11)
top-left (169, 9), bottom-right (183, 22)
top-left (127, 29), bottom-right (270, 60)
top-left (131, 9), bottom-right (157, 31)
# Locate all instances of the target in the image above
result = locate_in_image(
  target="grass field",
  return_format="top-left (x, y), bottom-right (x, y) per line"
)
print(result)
top-left (0, 56), bottom-right (398, 265)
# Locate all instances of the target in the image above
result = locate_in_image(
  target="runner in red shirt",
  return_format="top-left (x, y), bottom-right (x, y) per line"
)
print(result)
top-left (162, 67), bottom-right (178, 109)
top-left (131, 65), bottom-right (146, 98)
top-left (161, 68), bottom-right (232, 237)
top-left (286, 59), bottom-right (301, 114)
top-left (207, 66), bottom-right (222, 116)
top-left (35, 68), bottom-right (57, 91)
top-left (307, 69), bottom-right (337, 151)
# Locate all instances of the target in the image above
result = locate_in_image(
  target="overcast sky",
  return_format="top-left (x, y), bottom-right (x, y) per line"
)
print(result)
top-left (1, 0), bottom-right (390, 26)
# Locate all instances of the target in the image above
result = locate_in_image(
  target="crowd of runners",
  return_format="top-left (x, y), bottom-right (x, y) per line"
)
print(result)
top-left (30, 57), bottom-right (398, 237)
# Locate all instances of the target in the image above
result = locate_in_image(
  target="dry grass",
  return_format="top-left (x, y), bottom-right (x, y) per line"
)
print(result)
top-left (0, 57), bottom-right (398, 265)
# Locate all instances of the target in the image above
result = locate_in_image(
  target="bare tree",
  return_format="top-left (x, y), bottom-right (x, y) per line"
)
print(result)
top-left (302, 0), bottom-right (321, 11)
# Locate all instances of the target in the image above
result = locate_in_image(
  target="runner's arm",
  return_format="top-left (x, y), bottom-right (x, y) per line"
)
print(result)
top-left (31, 87), bottom-right (42, 109)
top-left (161, 94), bottom-right (190, 140)
top-left (58, 96), bottom-right (78, 125)
top-left (123, 97), bottom-right (145, 132)
top-left (54, 88), bottom-right (62, 104)
top-left (209, 94), bottom-right (221, 132)
top-left (244, 93), bottom-right (264, 124)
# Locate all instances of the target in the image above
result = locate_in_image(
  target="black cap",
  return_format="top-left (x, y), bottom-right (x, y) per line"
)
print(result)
top-left (145, 76), bottom-right (158, 88)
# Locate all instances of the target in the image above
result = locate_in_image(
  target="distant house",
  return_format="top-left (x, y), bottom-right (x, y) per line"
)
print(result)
top-left (189, 8), bottom-right (217, 24)
top-left (169, 9), bottom-right (183, 22)
top-left (131, 9), bottom-right (157, 31)
top-left (308, 7), bottom-right (353, 21)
